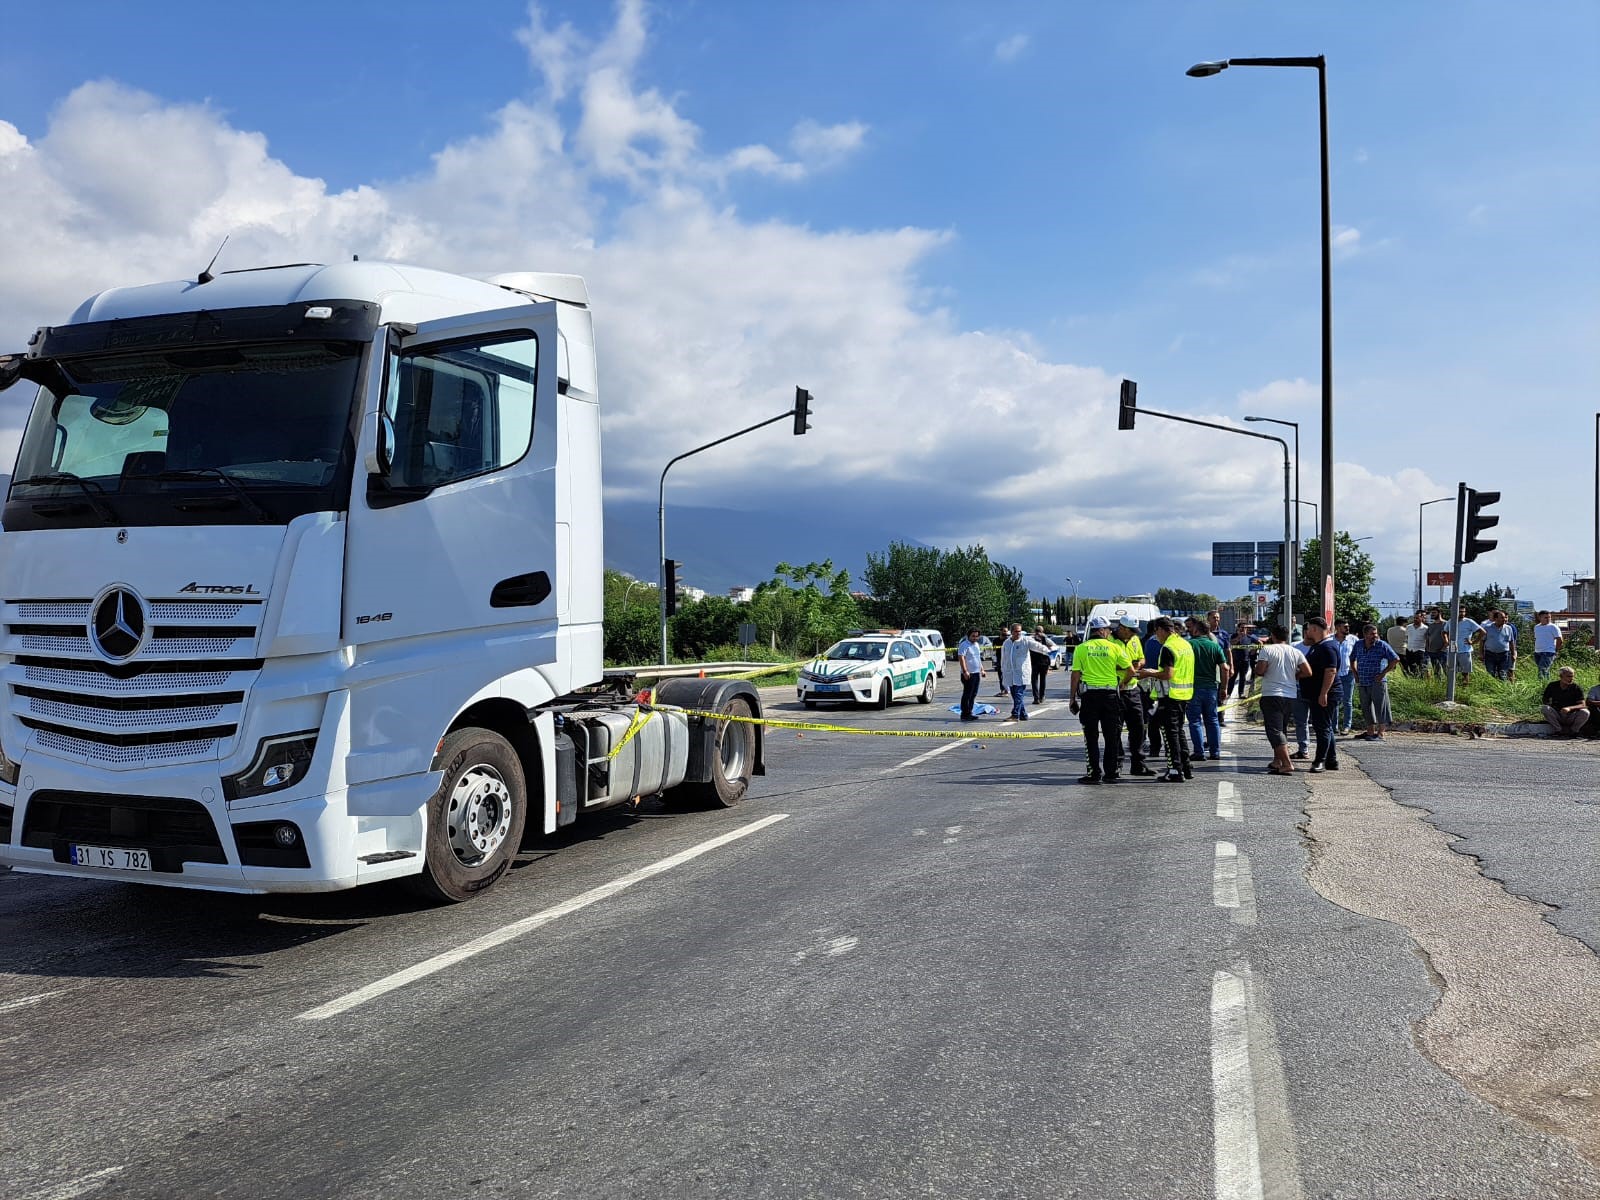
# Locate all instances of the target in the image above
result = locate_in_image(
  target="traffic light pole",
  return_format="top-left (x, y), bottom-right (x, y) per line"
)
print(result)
top-left (657, 399), bottom-right (809, 664)
top-left (1116, 385), bottom-right (1295, 636)
top-left (1445, 481), bottom-right (1467, 703)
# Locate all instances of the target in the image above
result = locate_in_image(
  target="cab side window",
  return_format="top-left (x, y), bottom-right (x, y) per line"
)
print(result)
top-left (388, 334), bottom-right (537, 490)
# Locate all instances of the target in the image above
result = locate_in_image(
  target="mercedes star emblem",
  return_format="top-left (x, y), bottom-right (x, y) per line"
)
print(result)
top-left (90, 588), bottom-right (147, 660)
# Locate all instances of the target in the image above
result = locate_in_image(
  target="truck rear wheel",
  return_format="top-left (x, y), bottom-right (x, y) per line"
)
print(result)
top-left (678, 696), bottom-right (755, 808)
top-left (408, 728), bottom-right (528, 903)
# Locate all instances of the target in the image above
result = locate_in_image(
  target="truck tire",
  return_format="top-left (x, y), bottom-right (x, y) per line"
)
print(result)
top-left (677, 696), bottom-right (756, 808)
top-left (408, 727), bottom-right (528, 903)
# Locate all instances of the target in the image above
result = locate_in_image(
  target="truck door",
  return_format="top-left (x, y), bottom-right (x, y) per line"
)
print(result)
top-left (343, 304), bottom-right (560, 648)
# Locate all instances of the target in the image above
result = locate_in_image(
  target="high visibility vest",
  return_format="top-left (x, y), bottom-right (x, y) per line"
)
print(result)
top-left (1162, 634), bottom-right (1195, 701)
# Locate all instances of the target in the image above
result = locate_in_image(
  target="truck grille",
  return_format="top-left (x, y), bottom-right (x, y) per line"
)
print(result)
top-left (3, 596), bottom-right (264, 768)
top-left (21, 790), bottom-right (227, 870)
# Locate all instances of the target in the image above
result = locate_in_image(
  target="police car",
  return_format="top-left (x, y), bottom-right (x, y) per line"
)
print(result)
top-left (797, 634), bottom-right (938, 708)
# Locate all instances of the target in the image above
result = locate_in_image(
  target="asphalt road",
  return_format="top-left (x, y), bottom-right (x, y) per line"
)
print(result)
top-left (1, 678), bottom-right (1597, 1199)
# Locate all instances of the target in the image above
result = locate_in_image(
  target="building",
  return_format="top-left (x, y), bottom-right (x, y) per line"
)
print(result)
top-left (727, 586), bottom-right (755, 604)
top-left (1562, 577), bottom-right (1596, 615)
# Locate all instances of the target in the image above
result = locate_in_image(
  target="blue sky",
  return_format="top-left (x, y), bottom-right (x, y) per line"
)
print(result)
top-left (0, 1), bottom-right (1595, 610)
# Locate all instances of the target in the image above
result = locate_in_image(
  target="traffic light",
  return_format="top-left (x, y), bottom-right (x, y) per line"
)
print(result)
top-left (793, 387), bottom-right (812, 435)
top-left (664, 558), bottom-right (679, 617)
top-left (1117, 379), bottom-right (1137, 430)
top-left (1463, 488), bottom-right (1500, 563)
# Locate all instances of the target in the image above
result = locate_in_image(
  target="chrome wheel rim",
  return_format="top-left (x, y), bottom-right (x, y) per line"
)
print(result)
top-left (446, 764), bottom-right (512, 867)
top-left (717, 710), bottom-right (748, 783)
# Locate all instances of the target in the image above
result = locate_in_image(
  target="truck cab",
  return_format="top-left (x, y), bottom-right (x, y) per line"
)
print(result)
top-left (0, 262), bottom-right (758, 901)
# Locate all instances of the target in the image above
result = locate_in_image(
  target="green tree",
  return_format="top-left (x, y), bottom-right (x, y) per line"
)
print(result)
top-left (1458, 582), bottom-right (1514, 618)
top-left (669, 594), bottom-right (744, 659)
top-left (747, 560), bottom-right (862, 656)
top-left (862, 541), bottom-right (1009, 638)
top-left (1271, 533), bottom-right (1377, 628)
top-left (1039, 597), bottom-right (1054, 624)
top-left (1155, 587), bottom-right (1220, 614)
top-left (991, 561), bottom-right (1032, 623)
top-left (602, 569), bottom-right (660, 665)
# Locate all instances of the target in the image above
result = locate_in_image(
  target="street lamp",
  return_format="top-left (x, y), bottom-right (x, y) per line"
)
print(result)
top-left (658, 388), bottom-right (813, 662)
top-left (1189, 55), bottom-right (1334, 625)
top-left (1245, 416), bottom-right (1300, 552)
top-left (1417, 495), bottom-right (1454, 613)
top-left (1064, 576), bottom-right (1081, 633)
top-left (1293, 499), bottom-right (1318, 530)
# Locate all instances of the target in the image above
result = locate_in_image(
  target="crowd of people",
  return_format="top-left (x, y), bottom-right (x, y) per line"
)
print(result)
top-left (951, 603), bottom-right (1596, 777)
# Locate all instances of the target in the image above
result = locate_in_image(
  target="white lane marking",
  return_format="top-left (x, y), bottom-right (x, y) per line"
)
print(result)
top-left (945, 825), bottom-right (963, 834)
top-left (889, 739), bottom-right (971, 771)
top-left (912, 828), bottom-right (928, 837)
top-left (0, 989), bottom-right (65, 1014)
top-left (1217, 781), bottom-right (1241, 822)
top-left (824, 936), bottom-right (858, 956)
top-left (19, 1167), bottom-right (126, 1200)
top-left (1214, 841), bottom-right (1240, 909)
top-left (299, 814), bottom-right (790, 1020)
top-left (1212, 971), bottom-right (1265, 1200)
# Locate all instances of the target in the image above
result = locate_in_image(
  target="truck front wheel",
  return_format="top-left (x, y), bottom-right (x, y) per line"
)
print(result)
top-left (409, 728), bottom-right (528, 903)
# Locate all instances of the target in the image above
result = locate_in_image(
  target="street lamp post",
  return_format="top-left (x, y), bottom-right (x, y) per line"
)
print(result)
top-left (1189, 55), bottom-right (1334, 624)
top-left (1294, 499), bottom-right (1318, 531)
top-left (1246, 416), bottom-right (1300, 553)
top-left (1417, 495), bottom-right (1454, 613)
top-left (658, 391), bottom-right (813, 663)
top-left (1064, 576), bottom-right (1081, 634)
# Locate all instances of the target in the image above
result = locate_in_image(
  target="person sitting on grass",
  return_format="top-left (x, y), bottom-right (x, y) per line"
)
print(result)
top-left (1586, 681), bottom-right (1600, 740)
top-left (1541, 667), bottom-right (1590, 737)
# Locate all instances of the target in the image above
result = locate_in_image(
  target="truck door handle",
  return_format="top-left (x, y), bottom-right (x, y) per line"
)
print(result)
top-left (490, 571), bottom-right (552, 608)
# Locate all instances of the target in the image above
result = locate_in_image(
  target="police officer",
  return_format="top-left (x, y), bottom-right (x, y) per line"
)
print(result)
top-left (1111, 616), bottom-right (1155, 777)
top-left (1138, 616), bottom-right (1195, 782)
top-left (1069, 615), bottom-right (1126, 784)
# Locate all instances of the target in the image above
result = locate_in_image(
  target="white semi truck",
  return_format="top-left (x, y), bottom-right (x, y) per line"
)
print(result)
top-left (0, 261), bottom-right (764, 901)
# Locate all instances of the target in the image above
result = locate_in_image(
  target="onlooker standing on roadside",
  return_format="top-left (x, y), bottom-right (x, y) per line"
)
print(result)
top-left (956, 628), bottom-right (985, 721)
top-left (1333, 618), bottom-right (1359, 736)
top-left (1111, 617), bottom-right (1153, 777)
top-left (1183, 616), bottom-right (1230, 761)
top-left (1029, 625), bottom-right (1053, 705)
top-left (1424, 609), bottom-right (1452, 677)
top-left (1480, 610), bottom-right (1518, 680)
top-left (1069, 616), bottom-right (1126, 784)
top-left (1301, 617), bottom-right (1341, 773)
top-left (1450, 607), bottom-right (1483, 682)
top-left (1541, 667), bottom-right (1590, 737)
top-left (1230, 623), bottom-right (1257, 705)
top-left (1254, 626), bottom-right (1311, 775)
top-left (1405, 612), bottom-right (1429, 676)
top-left (1386, 619), bottom-right (1407, 661)
top-left (1532, 612), bottom-right (1563, 680)
top-left (1352, 623), bottom-right (1400, 739)
top-left (1289, 628), bottom-right (1314, 759)
top-left (1208, 611), bottom-right (1232, 726)
top-left (1001, 624), bottom-right (1053, 721)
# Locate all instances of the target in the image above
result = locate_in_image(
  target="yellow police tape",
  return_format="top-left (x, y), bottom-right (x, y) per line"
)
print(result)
top-left (606, 688), bottom-right (1266, 760)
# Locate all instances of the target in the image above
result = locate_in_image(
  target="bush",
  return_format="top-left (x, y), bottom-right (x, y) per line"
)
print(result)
top-left (1387, 660), bottom-right (1598, 723)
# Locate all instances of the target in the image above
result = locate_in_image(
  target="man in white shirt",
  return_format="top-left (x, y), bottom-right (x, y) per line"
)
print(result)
top-left (956, 628), bottom-right (986, 721)
top-left (1404, 613), bottom-right (1429, 676)
top-left (1252, 625), bottom-right (1311, 775)
top-left (999, 624), bottom-right (1054, 721)
top-left (1532, 611), bottom-right (1564, 680)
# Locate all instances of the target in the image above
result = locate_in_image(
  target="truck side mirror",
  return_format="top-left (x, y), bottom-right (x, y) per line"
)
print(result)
top-left (0, 355), bottom-right (24, 392)
top-left (366, 413), bottom-right (397, 478)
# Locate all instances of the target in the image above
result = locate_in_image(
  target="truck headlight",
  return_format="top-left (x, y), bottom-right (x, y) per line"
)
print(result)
top-left (0, 738), bottom-right (17, 787)
top-left (224, 732), bottom-right (318, 801)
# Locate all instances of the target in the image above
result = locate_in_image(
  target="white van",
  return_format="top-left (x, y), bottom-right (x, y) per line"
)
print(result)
top-left (1085, 602), bottom-right (1163, 635)
top-left (901, 628), bottom-right (947, 677)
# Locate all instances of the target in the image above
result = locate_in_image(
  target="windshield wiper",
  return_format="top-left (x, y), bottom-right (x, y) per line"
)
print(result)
top-left (12, 472), bottom-right (119, 523)
top-left (143, 469), bottom-right (273, 524)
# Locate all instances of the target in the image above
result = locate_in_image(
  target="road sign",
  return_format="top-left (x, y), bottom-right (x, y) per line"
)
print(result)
top-left (1256, 594), bottom-right (1268, 604)
top-left (1426, 571), bottom-right (1453, 586)
top-left (1249, 576), bottom-right (1265, 590)
top-left (1212, 541), bottom-right (1256, 576)
top-left (1514, 599), bottom-right (1535, 616)
top-left (1256, 541), bottom-right (1284, 578)
top-left (738, 622), bottom-right (758, 647)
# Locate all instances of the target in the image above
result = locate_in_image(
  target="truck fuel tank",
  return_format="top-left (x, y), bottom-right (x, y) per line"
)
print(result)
top-left (568, 708), bottom-right (690, 809)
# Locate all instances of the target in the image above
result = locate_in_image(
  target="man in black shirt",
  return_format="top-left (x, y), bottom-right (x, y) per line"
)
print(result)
top-left (1300, 616), bottom-right (1341, 772)
top-left (1542, 667), bottom-right (1590, 736)
top-left (1029, 625), bottom-right (1053, 705)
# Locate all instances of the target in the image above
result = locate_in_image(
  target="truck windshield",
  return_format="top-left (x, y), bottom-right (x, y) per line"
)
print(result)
top-left (6, 340), bottom-right (363, 530)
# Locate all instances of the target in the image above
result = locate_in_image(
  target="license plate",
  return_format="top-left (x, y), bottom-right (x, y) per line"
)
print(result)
top-left (69, 844), bottom-right (152, 871)
top-left (813, 683), bottom-right (840, 693)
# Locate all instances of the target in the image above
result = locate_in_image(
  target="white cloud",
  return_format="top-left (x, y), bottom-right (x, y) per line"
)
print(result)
top-left (994, 33), bottom-right (1030, 62)
top-left (1332, 225), bottom-right (1362, 258)
top-left (0, 1), bottom-right (1468, 596)
top-left (1236, 378), bottom-right (1317, 411)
